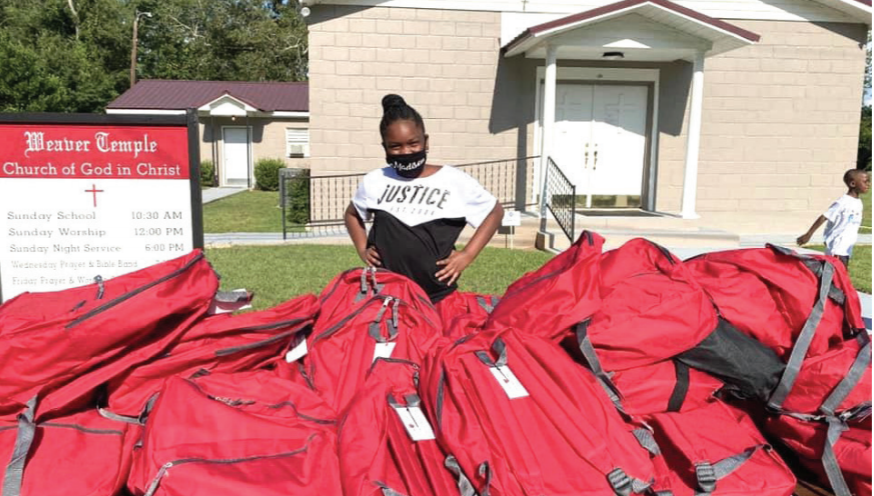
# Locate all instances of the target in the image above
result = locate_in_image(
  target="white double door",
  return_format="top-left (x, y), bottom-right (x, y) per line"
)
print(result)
top-left (552, 83), bottom-right (648, 207)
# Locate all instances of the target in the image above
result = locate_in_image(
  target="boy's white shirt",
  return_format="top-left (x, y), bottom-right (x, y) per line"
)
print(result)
top-left (352, 166), bottom-right (497, 228)
top-left (823, 194), bottom-right (863, 256)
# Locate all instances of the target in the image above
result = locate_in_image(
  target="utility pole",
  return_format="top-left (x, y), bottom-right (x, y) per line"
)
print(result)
top-left (130, 10), bottom-right (152, 88)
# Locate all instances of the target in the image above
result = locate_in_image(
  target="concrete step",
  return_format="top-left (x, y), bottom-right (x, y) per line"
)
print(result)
top-left (538, 212), bottom-right (741, 252)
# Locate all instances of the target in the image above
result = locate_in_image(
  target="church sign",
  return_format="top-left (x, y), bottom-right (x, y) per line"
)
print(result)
top-left (0, 112), bottom-right (203, 302)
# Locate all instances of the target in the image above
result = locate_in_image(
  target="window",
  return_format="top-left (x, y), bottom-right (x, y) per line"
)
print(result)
top-left (286, 128), bottom-right (310, 158)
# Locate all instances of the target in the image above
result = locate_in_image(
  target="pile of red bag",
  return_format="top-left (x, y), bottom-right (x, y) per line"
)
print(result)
top-left (0, 233), bottom-right (869, 496)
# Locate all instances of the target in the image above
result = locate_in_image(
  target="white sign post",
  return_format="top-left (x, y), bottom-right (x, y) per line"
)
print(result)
top-left (0, 112), bottom-right (203, 302)
top-left (501, 210), bottom-right (521, 249)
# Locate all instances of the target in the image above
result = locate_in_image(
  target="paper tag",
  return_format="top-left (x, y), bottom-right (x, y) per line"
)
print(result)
top-left (489, 365), bottom-right (529, 399)
top-left (502, 210), bottom-right (521, 227)
top-left (372, 342), bottom-right (397, 363)
top-left (284, 339), bottom-right (308, 363)
top-left (393, 406), bottom-right (436, 441)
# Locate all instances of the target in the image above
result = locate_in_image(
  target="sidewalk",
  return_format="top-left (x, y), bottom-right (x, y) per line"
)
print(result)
top-left (202, 186), bottom-right (245, 204)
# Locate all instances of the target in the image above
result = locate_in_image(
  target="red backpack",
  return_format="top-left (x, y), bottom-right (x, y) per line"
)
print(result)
top-left (608, 360), bottom-right (723, 416)
top-left (685, 245), bottom-right (864, 360)
top-left (485, 231), bottom-right (603, 340)
top-left (434, 291), bottom-right (498, 331)
top-left (317, 268), bottom-right (440, 331)
top-left (438, 291), bottom-right (498, 340)
top-left (687, 246), bottom-right (871, 496)
top-left (104, 294), bottom-right (319, 419)
top-left (0, 250), bottom-right (218, 420)
top-left (339, 358), bottom-right (466, 496)
top-left (644, 400), bottom-right (796, 496)
top-left (303, 294), bottom-right (443, 413)
top-left (765, 410), bottom-right (871, 496)
top-left (128, 370), bottom-right (340, 496)
top-left (566, 241), bottom-right (783, 411)
top-left (581, 238), bottom-right (717, 371)
top-left (0, 409), bottom-right (135, 496)
top-left (421, 327), bottom-right (660, 496)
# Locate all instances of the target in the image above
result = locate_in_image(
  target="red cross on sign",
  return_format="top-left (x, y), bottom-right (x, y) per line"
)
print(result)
top-left (85, 184), bottom-right (104, 207)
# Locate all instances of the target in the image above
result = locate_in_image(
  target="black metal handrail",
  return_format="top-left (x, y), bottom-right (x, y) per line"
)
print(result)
top-left (544, 157), bottom-right (576, 243)
top-left (287, 156), bottom-right (538, 228)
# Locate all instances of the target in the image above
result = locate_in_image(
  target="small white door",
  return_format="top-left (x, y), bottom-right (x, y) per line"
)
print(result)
top-left (589, 85), bottom-right (648, 197)
top-left (222, 128), bottom-right (250, 187)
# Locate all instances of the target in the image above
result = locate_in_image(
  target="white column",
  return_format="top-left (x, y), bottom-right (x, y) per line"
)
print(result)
top-left (539, 44), bottom-right (558, 220)
top-left (681, 50), bottom-right (705, 220)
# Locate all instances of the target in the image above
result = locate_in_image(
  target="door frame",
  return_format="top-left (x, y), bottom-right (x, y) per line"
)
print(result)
top-left (220, 125), bottom-right (253, 188)
top-left (535, 67), bottom-right (660, 211)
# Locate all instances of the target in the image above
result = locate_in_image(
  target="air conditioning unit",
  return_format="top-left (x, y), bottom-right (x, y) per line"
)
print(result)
top-left (288, 143), bottom-right (309, 158)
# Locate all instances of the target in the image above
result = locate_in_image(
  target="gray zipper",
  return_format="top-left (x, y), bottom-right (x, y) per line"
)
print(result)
top-left (186, 380), bottom-right (334, 424)
top-left (66, 252), bottom-right (206, 329)
top-left (0, 422), bottom-right (122, 435)
top-left (143, 445), bottom-right (309, 496)
top-left (213, 317), bottom-right (310, 356)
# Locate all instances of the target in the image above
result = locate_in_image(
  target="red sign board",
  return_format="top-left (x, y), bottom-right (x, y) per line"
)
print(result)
top-left (0, 113), bottom-right (202, 302)
top-left (0, 124), bottom-right (190, 180)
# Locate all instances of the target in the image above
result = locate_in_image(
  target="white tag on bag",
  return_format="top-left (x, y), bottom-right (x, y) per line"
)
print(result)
top-left (489, 365), bottom-right (529, 399)
top-left (372, 342), bottom-right (397, 363)
top-left (393, 406), bottom-right (436, 441)
top-left (284, 339), bottom-right (308, 363)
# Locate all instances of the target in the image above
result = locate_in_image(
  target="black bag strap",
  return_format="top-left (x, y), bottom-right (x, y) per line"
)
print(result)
top-left (667, 360), bottom-right (690, 412)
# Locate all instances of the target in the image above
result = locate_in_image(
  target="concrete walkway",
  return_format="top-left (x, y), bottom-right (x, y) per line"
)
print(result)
top-left (202, 187), bottom-right (245, 204)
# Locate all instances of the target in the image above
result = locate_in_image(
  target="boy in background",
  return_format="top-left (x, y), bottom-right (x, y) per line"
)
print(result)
top-left (797, 169), bottom-right (870, 267)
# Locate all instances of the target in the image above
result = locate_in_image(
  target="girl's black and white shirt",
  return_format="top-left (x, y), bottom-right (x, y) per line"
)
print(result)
top-left (352, 166), bottom-right (497, 303)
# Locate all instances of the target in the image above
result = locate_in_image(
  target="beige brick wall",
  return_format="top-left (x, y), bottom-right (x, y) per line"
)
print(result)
top-left (308, 6), bottom-right (516, 176)
top-left (656, 20), bottom-right (867, 231)
top-left (309, 6), bottom-right (867, 232)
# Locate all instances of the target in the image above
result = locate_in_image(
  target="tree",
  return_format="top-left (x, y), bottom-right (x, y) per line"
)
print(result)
top-left (0, 0), bottom-right (133, 112)
top-left (859, 31), bottom-right (871, 170)
top-left (133, 0), bottom-right (308, 82)
top-left (0, 0), bottom-right (309, 113)
top-left (859, 106), bottom-right (871, 170)
top-left (864, 30), bottom-right (871, 97)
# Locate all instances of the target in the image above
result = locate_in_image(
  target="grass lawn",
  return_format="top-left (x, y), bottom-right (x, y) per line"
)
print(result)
top-left (206, 245), bottom-right (552, 311)
top-left (808, 244), bottom-right (872, 294)
top-left (206, 241), bottom-right (871, 312)
top-left (862, 188), bottom-right (871, 233)
top-left (203, 191), bottom-right (283, 233)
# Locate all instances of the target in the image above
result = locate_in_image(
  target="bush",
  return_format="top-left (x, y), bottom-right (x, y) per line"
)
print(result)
top-left (286, 168), bottom-right (310, 225)
top-left (200, 160), bottom-right (215, 187)
top-left (254, 158), bottom-right (285, 191)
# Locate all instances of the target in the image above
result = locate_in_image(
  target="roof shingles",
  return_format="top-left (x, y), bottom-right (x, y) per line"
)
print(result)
top-left (107, 80), bottom-right (308, 112)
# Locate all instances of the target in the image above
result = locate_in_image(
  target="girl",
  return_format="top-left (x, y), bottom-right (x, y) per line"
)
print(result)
top-left (344, 94), bottom-right (503, 306)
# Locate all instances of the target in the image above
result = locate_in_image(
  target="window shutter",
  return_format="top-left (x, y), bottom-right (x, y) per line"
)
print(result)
top-left (286, 128), bottom-right (310, 157)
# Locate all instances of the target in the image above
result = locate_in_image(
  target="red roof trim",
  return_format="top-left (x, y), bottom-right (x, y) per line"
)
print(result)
top-left (504, 0), bottom-right (761, 54)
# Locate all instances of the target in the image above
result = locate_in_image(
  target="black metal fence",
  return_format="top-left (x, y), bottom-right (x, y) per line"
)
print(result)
top-left (280, 156), bottom-right (538, 239)
top-left (543, 157), bottom-right (576, 243)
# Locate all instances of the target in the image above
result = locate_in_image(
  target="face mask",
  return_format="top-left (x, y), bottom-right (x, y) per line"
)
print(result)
top-left (387, 149), bottom-right (427, 178)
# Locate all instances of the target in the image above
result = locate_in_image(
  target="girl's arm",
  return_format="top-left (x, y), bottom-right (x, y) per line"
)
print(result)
top-left (436, 202), bottom-right (504, 285)
top-left (345, 203), bottom-right (381, 266)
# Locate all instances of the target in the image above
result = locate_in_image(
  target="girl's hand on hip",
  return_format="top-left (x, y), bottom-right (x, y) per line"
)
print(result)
top-left (360, 246), bottom-right (382, 267)
top-left (436, 250), bottom-right (472, 286)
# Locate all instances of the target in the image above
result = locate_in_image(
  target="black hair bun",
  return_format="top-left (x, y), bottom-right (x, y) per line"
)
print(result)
top-left (381, 94), bottom-right (407, 112)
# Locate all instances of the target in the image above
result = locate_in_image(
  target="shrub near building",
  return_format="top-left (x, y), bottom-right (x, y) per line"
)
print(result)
top-left (254, 158), bottom-right (285, 191)
top-left (200, 160), bottom-right (215, 187)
